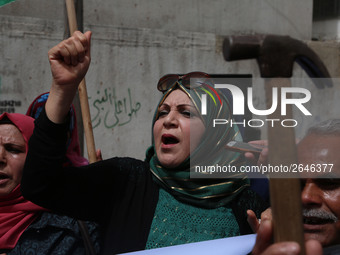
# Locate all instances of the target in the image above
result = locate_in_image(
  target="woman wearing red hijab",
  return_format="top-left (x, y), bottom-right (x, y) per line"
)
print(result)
top-left (26, 92), bottom-right (89, 167)
top-left (0, 113), bottom-right (101, 254)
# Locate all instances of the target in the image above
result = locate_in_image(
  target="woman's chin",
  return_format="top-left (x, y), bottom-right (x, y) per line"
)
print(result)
top-left (157, 151), bottom-right (187, 169)
top-left (160, 163), bottom-right (179, 169)
top-left (158, 158), bottom-right (181, 169)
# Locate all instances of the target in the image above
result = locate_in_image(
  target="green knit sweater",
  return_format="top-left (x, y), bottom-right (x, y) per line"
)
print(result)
top-left (145, 188), bottom-right (240, 249)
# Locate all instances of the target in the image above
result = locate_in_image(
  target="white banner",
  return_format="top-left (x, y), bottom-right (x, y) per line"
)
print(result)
top-left (121, 234), bottom-right (256, 255)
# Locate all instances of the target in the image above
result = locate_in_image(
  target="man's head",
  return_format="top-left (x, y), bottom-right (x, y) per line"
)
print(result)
top-left (298, 119), bottom-right (340, 247)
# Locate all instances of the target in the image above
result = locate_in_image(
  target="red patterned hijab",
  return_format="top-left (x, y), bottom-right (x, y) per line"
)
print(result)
top-left (26, 92), bottom-right (88, 167)
top-left (0, 113), bottom-right (47, 250)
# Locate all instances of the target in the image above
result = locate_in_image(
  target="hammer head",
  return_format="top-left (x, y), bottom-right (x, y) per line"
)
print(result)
top-left (223, 34), bottom-right (331, 86)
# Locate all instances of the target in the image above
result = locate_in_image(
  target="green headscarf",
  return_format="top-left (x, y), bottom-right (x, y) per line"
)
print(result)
top-left (145, 79), bottom-right (249, 209)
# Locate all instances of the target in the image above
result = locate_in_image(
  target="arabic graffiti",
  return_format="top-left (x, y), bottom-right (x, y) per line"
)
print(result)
top-left (0, 76), bottom-right (22, 113)
top-left (0, 100), bottom-right (21, 114)
top-left (90, 87), bottom-right (141, 129)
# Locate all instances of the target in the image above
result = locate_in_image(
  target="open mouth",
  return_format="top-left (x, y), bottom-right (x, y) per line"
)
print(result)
top-left (162, 134), bottom-right (179, 145)
top-left (0, 172), bottom-right (9, 179)
top-left (0, 172), bottom-right (9, 184)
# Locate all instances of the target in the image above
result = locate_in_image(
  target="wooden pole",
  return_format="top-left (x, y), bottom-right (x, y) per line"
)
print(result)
top-left (265, 78), bottom-right (305, 254)
top-left (64, 2), bottom-right (97, 254)
top-left (65, 0), bottom-right (97, 163)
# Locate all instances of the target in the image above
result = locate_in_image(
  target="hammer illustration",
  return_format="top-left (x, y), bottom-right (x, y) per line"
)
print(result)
top-left (223, 34), bottom-right (331, 254)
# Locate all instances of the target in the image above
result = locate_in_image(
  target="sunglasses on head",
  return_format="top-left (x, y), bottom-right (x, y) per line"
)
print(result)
top-left (157, 72), bottom-right (214, 92)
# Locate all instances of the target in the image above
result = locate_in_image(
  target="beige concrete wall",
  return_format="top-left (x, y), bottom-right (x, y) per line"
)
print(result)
top-left (2, 0), bottom-right (330, 160)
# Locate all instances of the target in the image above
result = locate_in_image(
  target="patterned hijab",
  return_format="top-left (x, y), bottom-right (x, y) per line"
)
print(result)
top-left (0, 113), bottom-right (47, 250)
top-left (26, 92), bottom-right (88, 167)
top-left (146, 76), bottom-right (249, 208)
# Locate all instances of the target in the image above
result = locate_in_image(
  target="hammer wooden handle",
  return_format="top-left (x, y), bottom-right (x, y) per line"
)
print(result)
top-left (266, 78), bottom-right (305, 255)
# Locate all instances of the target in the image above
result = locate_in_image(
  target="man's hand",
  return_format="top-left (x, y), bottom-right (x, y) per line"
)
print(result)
top-left (247, 208), bottom-right (272, 233)
top-left (250, 210), bottom-right (323, 255)
top-left (96, 149), bottom-right (103, 161)
top-left (245, 140), bottom-right (269, 166)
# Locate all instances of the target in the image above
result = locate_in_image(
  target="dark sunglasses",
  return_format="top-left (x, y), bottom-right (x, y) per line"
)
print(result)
top-left (157, 72), bottom-right (214, 92)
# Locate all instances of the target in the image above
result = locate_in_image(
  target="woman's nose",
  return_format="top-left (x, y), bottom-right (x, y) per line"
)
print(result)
top-left (301, 180), bottom-right (322, 208)
top-left (163, 111), bottom-right (178, 128)
top-left (0, 146), bottom-right (6, 164)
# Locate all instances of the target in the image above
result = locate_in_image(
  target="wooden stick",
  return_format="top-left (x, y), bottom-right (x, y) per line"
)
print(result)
top-left (265, 78), bottom-right (305, 254)
top-left (65, 0), bottom-right (97, 163)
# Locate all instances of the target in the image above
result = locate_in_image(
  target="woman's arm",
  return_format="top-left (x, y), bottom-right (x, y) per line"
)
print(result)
top-left (22, 33), bottom-right (158, 240)
top-left (21, 31), bottom-right (117, 221)
top-left (21, 108), bottom-right (116, 221)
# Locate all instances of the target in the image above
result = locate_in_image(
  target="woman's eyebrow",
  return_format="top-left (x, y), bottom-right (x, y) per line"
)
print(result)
top-left (3, 140), bottom-right (26, 148)
top-left (159, 103), bottom-right (194, 108)
top-left (178, 104), bottom-right (195, 107)
top-left (7, 142), bottom-right (25, 147)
